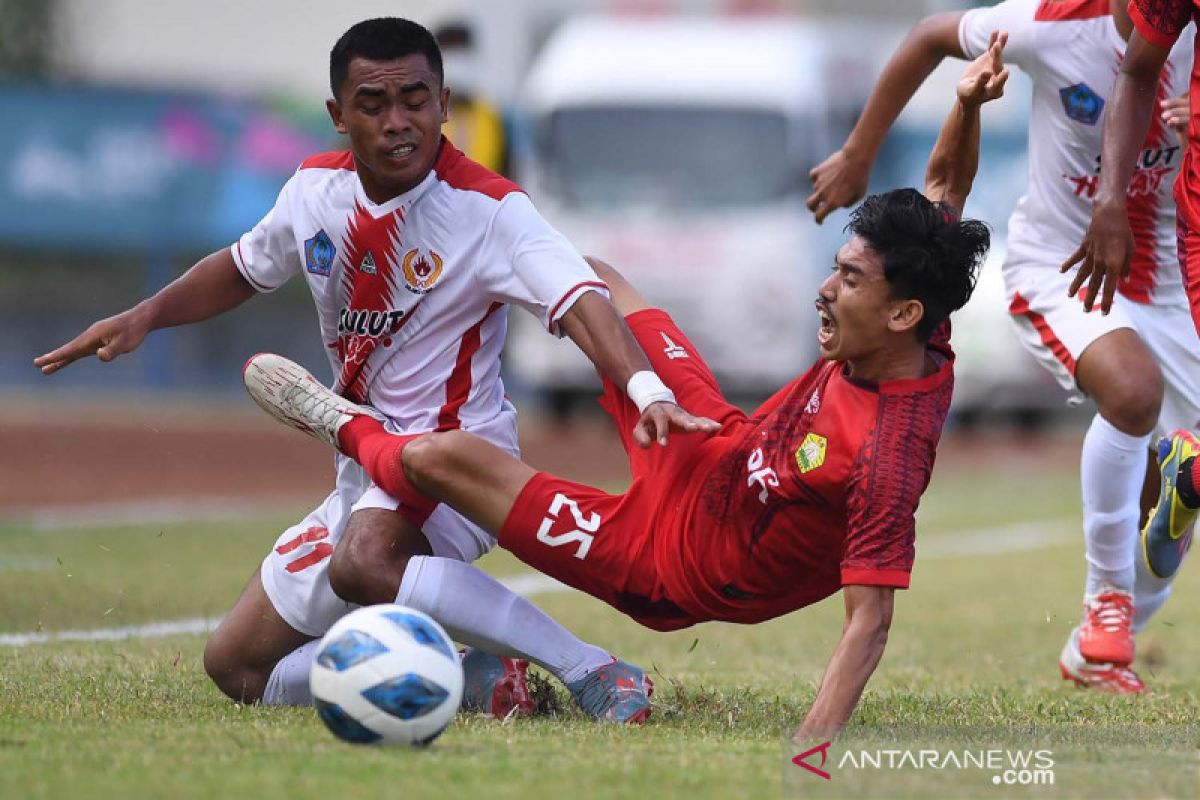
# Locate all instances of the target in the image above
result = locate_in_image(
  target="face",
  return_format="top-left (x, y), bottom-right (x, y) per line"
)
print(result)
top-left (815, 236), bottom-right (922, 372)
top-left (326, 54), bottom-right (449, 203)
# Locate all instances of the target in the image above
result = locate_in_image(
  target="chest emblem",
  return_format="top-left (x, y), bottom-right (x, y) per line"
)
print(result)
top-left (360, 251), bottom-right (377, 275)
top-left (304, 229), bottom-right (336, 276)
top-left (795, 433), bottom-right (827, 474)
top-left (402, 248), bottom-right (444, 294)
top-left (1058, 83), bottom-right (1104, 126)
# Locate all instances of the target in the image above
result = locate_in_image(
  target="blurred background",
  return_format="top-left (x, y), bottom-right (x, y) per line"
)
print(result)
top-left (0, 0), bottom-right (1072, 436)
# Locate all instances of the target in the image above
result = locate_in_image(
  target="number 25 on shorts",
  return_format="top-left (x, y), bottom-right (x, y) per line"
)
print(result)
top-left (536, 493), bottom-right (600, 560)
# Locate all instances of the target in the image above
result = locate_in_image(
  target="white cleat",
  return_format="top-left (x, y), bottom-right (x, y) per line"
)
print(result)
top-left (242, 353), bottom-right (374, 450)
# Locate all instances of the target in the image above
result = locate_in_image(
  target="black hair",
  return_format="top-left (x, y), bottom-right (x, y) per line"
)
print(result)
top-left (329, 18), bottom-right (443, 99)
top-left (846, 188), bottom-right (990, 341)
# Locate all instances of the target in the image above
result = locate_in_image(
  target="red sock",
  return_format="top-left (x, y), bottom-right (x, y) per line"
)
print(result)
top-left (339, 417), bottom-right (438, 526)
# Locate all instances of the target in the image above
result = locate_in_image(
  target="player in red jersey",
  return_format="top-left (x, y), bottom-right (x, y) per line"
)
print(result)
top-left (241, 42), bottom-right (1002, 735)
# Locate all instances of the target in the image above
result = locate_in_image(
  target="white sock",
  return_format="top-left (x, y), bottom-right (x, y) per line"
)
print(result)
top-left (262, 639), bottom-right (319, 706)
top-left (1131, 522), bottom-right (1193, 633)
top-left (396, 555), bottom-right (611, 685)
top-left (1132, 557), bottom-right (1172, 634)
top-left (1080, 414), bottom-right (1150, 596)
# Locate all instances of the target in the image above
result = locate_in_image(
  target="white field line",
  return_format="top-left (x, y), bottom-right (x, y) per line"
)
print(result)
top-left (0, 520), bottom-right (1077, 648)
top-left (1, 494), bottom-right (321, 532)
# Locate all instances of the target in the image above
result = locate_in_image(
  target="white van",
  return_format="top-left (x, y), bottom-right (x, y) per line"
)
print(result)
top-left (506, 15), bottom-right (873, 406)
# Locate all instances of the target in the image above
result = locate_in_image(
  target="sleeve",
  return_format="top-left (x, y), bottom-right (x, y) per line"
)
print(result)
top-left (839, 398), bottom-right (940, 589)
top-left (478, 193), bottom-right (610, 336)
top-left (1128, 0), bottom-right (1194, 48)
top-left (229, 173), bottom-right (304, 293)
top-left (958, 0), bottom-right (1040, 72)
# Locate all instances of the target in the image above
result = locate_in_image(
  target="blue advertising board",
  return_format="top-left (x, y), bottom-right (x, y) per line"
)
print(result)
top-left (0, 83), bottom-right (333, 251)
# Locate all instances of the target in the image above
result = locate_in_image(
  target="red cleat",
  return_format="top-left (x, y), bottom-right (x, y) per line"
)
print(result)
top-left (1059, 627), bottom-right (1146, 695)
top-left (1077, 589), bottom-right (1134, 666)
top-left (459, 648), bottom-right (536, 719)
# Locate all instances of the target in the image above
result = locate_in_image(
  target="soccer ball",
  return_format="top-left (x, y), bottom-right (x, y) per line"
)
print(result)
top-left (310, 604), bottom-right (464, 746)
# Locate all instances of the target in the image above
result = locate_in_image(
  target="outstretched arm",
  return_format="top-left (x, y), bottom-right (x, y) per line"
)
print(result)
top-left (794, 585), bottom-right (895, 739)
top-left (34, 248), bottom-right (256, 374)
top-left (808, 12), bottom-right (966, 223)
top-left (558, 293), bottom-right (719, 448)
top-left (1062, 31), bottom-right (1172, 313)
top-left (924, 32), bottom-right (1009, 212)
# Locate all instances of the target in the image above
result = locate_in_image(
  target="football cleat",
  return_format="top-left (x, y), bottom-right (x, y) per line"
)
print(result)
top-left (1059, 627), bottom-right (1147, 695)
top-left (459, 648), bottom-right (535, 719)
top-left (1077, 588), bottom-right (1134, 666)
top-left (1141, 429), bottom-right (1200, 579)
top-left (243, 353), bottom-right (378, 451)
top-left (567, 658), bottom-right (654, 724)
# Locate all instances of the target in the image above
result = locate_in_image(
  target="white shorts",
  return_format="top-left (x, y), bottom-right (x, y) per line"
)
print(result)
top-left (1004, 255), bottom-right (1200, 438)
top-left (259, 402), bottom-right (520, 638)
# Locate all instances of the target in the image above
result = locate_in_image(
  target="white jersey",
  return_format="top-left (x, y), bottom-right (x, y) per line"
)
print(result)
top-left (232, 139), bottom-right (607, 431)
top-left (960, 0), bottom-right (1193, 304)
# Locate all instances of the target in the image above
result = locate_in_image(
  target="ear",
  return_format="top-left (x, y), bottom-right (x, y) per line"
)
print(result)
top-left (440, 86), bottom-right (451, 124)
top-left (887, 298), bottom-right (924, 335)
top-left (326, 98), bottom-right (347, 135)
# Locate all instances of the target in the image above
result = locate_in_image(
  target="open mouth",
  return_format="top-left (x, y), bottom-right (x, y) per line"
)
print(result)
top-left (816, 301), bottom-right (836, 347)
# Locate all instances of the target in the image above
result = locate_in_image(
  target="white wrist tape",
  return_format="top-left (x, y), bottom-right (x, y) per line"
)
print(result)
top-left (626, 370), bottom-right (676, 413)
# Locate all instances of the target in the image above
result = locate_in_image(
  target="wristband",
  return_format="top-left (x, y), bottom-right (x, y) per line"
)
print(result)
top-left (626, 370), bottom-right (676, 413)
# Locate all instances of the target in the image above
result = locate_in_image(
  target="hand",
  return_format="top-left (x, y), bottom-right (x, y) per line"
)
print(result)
top-left (1161, 93), bottom-right (1189, 148)
top-left (632, 401), bottom-right (720, 448)
top-left (1061, 200), bottom-right (1133, 314)
top-left (957, 31), bottom-right (1009, 107)
top-left (807, 148), bottom-right (871, 225)
top-left (33, 307), bottom-right (152, 375)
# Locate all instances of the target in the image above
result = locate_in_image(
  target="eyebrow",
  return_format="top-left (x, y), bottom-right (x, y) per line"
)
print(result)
top-left (834, 256), bottom-right (867, 277)
top-left (352, 81), bottom-right (431, 99)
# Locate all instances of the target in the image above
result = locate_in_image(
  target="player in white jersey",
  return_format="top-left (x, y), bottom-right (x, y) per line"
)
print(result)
top-left (805, 0), bottom-right (1200, 693)
top-left (34, 18), bottom-right (717, 722)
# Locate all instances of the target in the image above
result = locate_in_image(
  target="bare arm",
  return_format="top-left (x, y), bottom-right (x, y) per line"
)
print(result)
top-left (557, 292), bottom-right (719, 447)
top-left (924, 32), bottom-right (1010, 212)
top-left (808, 12), bottom-right (966, 223)
top-left (1062, 32), bottom-right (1172, 313)
top-left (34, 247), bottom-right (256, 374)
top-left (794, 585), bottom-right (894, 739)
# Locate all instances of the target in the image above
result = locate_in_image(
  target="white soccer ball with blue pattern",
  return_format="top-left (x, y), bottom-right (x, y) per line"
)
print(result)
top-left (310, 604), bottom-right (464, 746)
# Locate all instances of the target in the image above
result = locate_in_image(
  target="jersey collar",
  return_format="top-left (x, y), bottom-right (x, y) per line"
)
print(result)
top-left (353, 168), bottom-right (438, 220)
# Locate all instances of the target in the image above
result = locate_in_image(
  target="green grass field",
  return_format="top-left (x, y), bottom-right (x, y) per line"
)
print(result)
top-left (1, 452), bottom-right (1198, 799)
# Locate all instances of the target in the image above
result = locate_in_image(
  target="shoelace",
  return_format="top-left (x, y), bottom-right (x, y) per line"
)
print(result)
top-left (572, 670), bottom-right (618, 716)
top-left (1089, 595), bottom-right (1133, 633)
top-left (281, 379), bottom-right (347, 431)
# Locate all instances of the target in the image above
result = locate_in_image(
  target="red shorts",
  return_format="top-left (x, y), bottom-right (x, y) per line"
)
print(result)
top-left (498, 309), bottom-right (744, 631)
top-left (1175, 215), bottom-right (1200, 337)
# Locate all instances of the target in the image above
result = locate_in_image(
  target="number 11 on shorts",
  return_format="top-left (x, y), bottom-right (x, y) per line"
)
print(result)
top-left (536, 493), bottom-right (600, 560)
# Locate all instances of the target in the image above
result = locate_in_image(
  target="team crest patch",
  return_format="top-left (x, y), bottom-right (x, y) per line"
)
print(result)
top-left (402, 248), bottom-right (444, 294)
top-left (304, 229), bottom-right (336, 276)
top-left (1059, 83), bottom-right (1104, 125)
top-left (795, 433), bottom-right (827, 474)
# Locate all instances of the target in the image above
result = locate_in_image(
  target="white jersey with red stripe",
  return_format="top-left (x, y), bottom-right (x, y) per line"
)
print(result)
top-left (959, 0), bottom-right (1193, 304)
top-left (232, 138), bottom-right (607, 432)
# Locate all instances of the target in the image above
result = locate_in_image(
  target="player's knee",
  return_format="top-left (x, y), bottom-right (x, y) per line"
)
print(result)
top-left (203, 635), bottom-right (266, 704)
top-left (402, 431), bottom-right (464, 490)
top-left (328, 514), bottom-right (415, 605)
top-left (1096, 368), bottom-right (1163, 435)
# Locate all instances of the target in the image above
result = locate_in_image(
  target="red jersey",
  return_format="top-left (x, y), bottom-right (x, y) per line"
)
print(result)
top-left (648, 326), bottom-right (955, 625)
top-left (1128, 0), bottom-right (1200, 227)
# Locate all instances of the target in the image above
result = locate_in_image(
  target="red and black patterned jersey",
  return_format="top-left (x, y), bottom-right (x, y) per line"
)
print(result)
top-left (1127, 0), bottom-right (1200, 227)
top-left (651, 324), bottom-right (955, 624)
